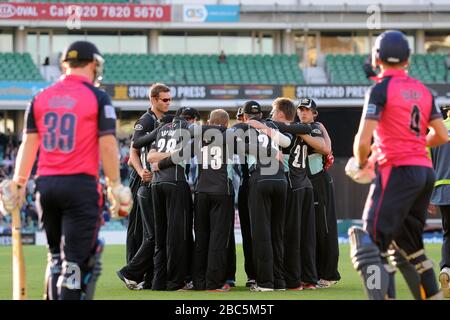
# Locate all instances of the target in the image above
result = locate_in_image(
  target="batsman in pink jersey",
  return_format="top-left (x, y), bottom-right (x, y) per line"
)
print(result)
top-left (2, 41), bottom-right (132, 300)
top-left (348, 30), bottom-right (448, 300)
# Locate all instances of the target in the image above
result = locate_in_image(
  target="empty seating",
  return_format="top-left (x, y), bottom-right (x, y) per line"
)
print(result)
top-left (0, 53), bottom-right (43, 81)
top-left (326, 53), bottom-right (449, 85)
top-left (326, 54), bottom-right (372, 85)
top-left (102, 53), bottom-right (305, 85)
top-left (409, 54), bottom-right (448, 84)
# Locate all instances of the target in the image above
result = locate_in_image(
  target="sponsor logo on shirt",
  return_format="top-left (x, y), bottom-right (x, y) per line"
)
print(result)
top-left (366, 103), bottom-right (376, 115)
top-left (104, 105), bottom-right (116, 119)
top-left (134, 124), bottom-right (143, 131)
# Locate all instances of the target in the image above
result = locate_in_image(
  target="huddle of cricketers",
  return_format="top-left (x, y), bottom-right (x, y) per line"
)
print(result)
top-left (117, 83), bottom-right (341, 292)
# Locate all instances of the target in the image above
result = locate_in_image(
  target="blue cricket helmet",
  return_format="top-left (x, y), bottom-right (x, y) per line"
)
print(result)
top-left (372, 30), bottom-right (410, 65)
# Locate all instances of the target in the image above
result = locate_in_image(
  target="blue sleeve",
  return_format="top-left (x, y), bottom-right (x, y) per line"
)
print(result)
top-left (24, 98), bottom-right (38, 134)
top-left (97, 92), bottom-right (116, 137)
top-left (363, 78), bottom-right (390, 121)
top-left (430, 96), bottom-right (443, 121)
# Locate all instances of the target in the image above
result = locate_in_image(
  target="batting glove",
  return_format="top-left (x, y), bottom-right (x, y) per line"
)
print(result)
top-left (0, 179), bottom-right (25, 214)
top-left (106, 178), bottom-right (133, 219)
top-left (345, 157), bottom-right (376, 184)
top-left (324, 154), bottom-right (335, 171)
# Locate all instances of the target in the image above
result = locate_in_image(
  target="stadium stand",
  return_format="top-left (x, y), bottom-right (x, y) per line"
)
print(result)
top-left (102, 53), bottom-right (305, 85)
top-left (326, 53), bottom-right (449, 85)
top-left (3, 51), bottom-right (448, 86)
top-left (0, 53), bottom-right (43, 81)
top-left (326, 54), bottom-right (372, 85)
top-left (409, 53), bottom-right (448, 84)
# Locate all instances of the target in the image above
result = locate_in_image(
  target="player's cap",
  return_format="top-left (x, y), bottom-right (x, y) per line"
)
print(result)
top-left (159, 114), bottom-right (175, 125)
top-left (175, 107), bottom-right (187, 117)
top-left (180, 107), bottom-right (201, 120)
top-left (236, 107), bottom-right (244, 118)
top-left (243, 100), bottom-right (262, 115)
top-left (297, 98), bottom-right (317, 110)
top-left (62, 41), bottom-right (103, 62)
top-left (373, 30), bottom-right (410, 64)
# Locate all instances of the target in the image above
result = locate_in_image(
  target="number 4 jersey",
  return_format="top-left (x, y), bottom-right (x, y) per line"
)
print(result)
top-left (363, 69), bottom-right (442, 168)
top-left (25, 74), bottom-right (116, 178)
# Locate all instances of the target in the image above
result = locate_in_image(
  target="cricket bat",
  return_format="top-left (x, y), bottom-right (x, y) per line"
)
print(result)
top-left (11, 205), bottom-right (26, 300)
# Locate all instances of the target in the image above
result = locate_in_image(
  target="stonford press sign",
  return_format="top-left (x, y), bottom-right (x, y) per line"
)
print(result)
top-left (0, 2), bottom-right (171, 21)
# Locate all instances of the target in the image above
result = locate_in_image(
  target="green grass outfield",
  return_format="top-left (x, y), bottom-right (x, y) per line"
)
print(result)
top-left (0, 244), bottom-right (443, 300)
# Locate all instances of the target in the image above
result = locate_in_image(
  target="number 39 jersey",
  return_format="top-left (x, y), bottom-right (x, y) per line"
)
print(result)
top-left (363, 69), bottom-right (442, 167)
top-left (25, 74), bottom-right (116, 178)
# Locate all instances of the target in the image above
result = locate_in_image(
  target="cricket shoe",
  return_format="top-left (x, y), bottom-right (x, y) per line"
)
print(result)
top-left (116, 270), bottom-right (144, 290)
top-left (225, 280), bottom-right (236, 287)
top-left (287, 285), bottom-right (304, 291)
top-left (245, 279), bottom-right (256, 288)
top-left (208, 284), bottom-right (231, 292)
top-left (250, 285), bottom-right (274, 292)
top-left (317, 279), bottom-right (338, 289)
top-left (439, 267), bottom-right (450, 298)
top-left (301, 282), bottom-right (317, 290)
top-left (178, 281), bottom-right (194, 291)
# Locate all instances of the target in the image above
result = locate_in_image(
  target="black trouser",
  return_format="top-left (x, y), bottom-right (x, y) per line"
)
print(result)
top-left (126, 169), bottom-right (143, 264)
top-left (284, 186), bottom-right (316, 288)
top-left (126, 200), bottom-right (142, 264)
top-left (440, 205), bottom-right (450, 269)
top-left (36, 174), bottom-right (101, 300)
top-left (226, 211), bottom-right (236, 283)
top-left (238, 178), bottom-right (255, 280)
top-left (364, 166), bottom-right (435, 253)
top-left (310, 171), bottom-right (341, 281)
top-left (121, 184), bottom-right (155, 285)
top-left (248, 175), bottom-right (287, 289)
top-left (151, 181), bottom-right (193, 291)
top-left (192, 193), bottom-right (234, 290)
top-left (363, 166), bottom-right (440, 299)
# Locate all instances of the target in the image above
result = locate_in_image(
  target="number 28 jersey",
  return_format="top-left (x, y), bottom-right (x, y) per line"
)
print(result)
top-left (363, 69), bottom-right (442, 168)
top-left (152, 118), bottom-right (190, 183)
top-left (25, 74), bottom-right (116, 178)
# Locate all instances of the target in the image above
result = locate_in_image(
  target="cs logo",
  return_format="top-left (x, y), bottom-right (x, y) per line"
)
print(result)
top-left (183, 5), bottom-right (207, 22)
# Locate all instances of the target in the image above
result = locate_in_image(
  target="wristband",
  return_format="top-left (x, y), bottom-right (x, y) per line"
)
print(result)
top-left (12, 175), bottom-right (28, 187)
top-left (106, 177), bottom-right (121, 188)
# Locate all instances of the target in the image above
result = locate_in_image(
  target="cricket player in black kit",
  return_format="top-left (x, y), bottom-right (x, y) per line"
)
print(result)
top-left (233, 107), bottom-right (256, 287)
top-left (247, 98), bottom-right (315, 290)
top-left (125, 116), bottom-right (176, 264)
top-left (293, 98), bottom-right (334, 288)
top-left (117, 83), bottom-right (170, 290)
top-left (298, 98), bottom-right (341, 288)
top-left (233, 100), bottom-right (291, 291)
top-left (190, 110), bottom-right (236, 291)
top-left (125, 167), bottom-right (143, 264)
top-left (147, 108), bottom-right (199, 291)
top-left (193, 109), bottom-right (234, 291)
top-left (153, 110), bottom-right (238, 291)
